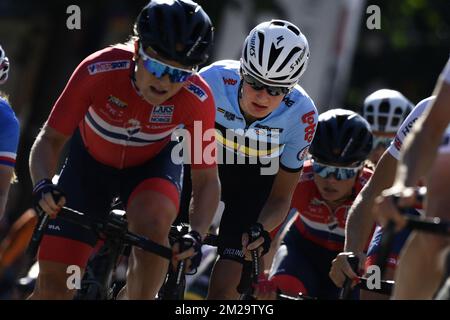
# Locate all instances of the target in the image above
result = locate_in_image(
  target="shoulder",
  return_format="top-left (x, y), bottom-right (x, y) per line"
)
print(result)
top-left (181, 75), bottom-right (213, 103)
top-left (387, 96), bottom-right (434, 159)
top-left (199, 60), bottom-right (240, 83)
top-left (0, 96), bottom-right (18, 123)
top-left (79, 44), bottom-right (134, 77)
top-left (283, 86), bottom-right (317, 124)
top-left (0, 96), bottom-right (19, 134)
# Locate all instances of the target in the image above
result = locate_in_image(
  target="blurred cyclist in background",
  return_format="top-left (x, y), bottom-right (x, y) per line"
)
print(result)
top-left (0, 44), bottom-right (19, 221)
top-left (267, 109), bottom-right (373, 299)
top-left (362, 89), bottom-right (413, 165)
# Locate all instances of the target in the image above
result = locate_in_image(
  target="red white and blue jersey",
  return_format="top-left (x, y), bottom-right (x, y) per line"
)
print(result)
top-left (47, 44), bottom-right (216, 169)
top-left (0, 97), bottom-right (19, 168)
top-left (291, 160), bottom-right (373, 251)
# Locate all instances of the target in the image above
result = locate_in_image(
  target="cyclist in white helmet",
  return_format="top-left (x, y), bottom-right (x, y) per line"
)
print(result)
top-left (362, 89), bottom-right (413, 164)
top-left (0, 45), bottom-right (19, 219)
top-left (0, 45), bottom-right (10, 85)
top-left (179, 19), bottom-right (318, 299)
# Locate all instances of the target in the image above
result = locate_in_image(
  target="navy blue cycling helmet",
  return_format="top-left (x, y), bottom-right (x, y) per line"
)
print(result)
top-left (309, 108), bottom-right (373, 166)
top-left (134, 0), bottom-right (214, 66)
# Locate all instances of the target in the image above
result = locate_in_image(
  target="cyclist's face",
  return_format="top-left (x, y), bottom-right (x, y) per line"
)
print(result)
top-left (239, 81), bottom-right (285, 120)
top-left (134, 48), bottom-right (190, 105)
top-left (314, 169), bottom-right (358, 202)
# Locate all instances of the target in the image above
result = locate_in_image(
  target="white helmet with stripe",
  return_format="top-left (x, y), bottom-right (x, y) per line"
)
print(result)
top-left (241, 19), bottom-right (310, 88)
top-left (0, 45), bottom-right (10, 85)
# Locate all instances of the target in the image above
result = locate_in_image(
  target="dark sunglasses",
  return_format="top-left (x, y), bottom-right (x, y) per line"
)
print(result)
top-left (241, 71), bottom-right (291, 96)
top-left (312, 161), bottom-right (362, 180)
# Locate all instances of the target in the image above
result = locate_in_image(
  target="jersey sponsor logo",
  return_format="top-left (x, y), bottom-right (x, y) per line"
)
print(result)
top-left (150, 105), bottom-right (174, 124)
top-left (222, 248), bottom-right (244, 258)
top-left (186, 83), bottom-right (208, 102)
top-left (218, 107), bottom-right (244, 122)
top-left (254, 124), bottom-right (284, 137)
top-left (48, 224), bottom-right (61, 231)
top-left (297, 145), bottom-right (309, 161)
top-left (107, 95), bottom-right (127, 108)
top-left (301, 110), bottom-right (316, 143)
top-left (249, 33), bottom-right (256, 57)
top-left (222, 77), bottom-right (238, 85)
top-left (401, 116), bottom-right (419, 136)
top-left (87, 60), bottom-right (130, 75)
top-left (393, 136), bottom-right (402, 151)
top-left (125, 119), bottom-right (141, 136)
top-left (282, 96), bottom-right (295, 107)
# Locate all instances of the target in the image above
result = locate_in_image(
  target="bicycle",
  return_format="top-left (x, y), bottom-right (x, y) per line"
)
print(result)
top-left (26, 205), bottom-right (173, 300)
top-left (27, 204), bottom-right (220, 300)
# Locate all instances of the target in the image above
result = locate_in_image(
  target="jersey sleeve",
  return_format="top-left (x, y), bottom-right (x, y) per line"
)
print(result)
top-left (0, 99), bottom-right (20, 168)
top-left (183, 79), bottom-right (217, 170)
top-left (198, 62), bottom-right (225, 98)
top-left (46, 56), bottom-right (97, 136)
top-left (387, 97), bottom-right (433, 160)
top-left (280, 99), bottom-right (318, 172)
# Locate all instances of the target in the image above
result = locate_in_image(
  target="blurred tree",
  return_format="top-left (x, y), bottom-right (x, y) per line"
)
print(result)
top-left (347, 0), bottom-right (449, 111)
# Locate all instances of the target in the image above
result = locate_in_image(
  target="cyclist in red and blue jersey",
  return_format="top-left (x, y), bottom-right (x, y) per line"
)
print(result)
top-left (28, 0), bottom-right (220, 300)
top-left (0, 44), bottom-right (19, 220)
top-left (269, 109), bottom-right (373, 299)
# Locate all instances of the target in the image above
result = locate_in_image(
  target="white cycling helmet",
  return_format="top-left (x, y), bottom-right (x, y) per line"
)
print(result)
top-left (362, 89), bottom-right (413, 133)
top-left (241, 19), bottom-right (310, 88)
top-left (0, 45), bottom-right (10, 85)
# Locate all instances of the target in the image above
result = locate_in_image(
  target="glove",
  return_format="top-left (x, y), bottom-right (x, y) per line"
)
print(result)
top-left (177, 230), bottom-right (203, 273)
top-left (32, 178), bottom-right (65, 213)
top-left (247, 223), bottom-right (271, 256)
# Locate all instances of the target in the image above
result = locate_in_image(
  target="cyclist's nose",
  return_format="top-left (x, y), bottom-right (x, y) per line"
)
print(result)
top-left (254, 89), bottom-right (271, 102)
top-left (157, 73), bottom-right (172, 86)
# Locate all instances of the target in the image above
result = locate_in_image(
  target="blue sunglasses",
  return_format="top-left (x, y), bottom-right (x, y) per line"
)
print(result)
top-left (139, 45), bottom-right (196, 83)
top-left (312, 161), bottom-right (362, 180)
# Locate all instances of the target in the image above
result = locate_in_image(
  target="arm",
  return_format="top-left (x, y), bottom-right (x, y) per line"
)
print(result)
top-left (189, 166), bottom-right (221, 238)
top-left (257, 168), bottom-right (301, 232)
top-left (345, 152), bottom-right (398, 253)
top-left (29, 125), bottom-right (70, 217)
top-left (395, 62), bottom-right (450, 188)
top-left (329, 151), bottom-right (398, 287)
top-left (29, 125), bottom-right (69, 184)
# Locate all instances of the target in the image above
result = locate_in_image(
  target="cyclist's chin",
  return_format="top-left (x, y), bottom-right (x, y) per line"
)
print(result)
top-left (318, 187), bottom-right (345, 202)
top-left (141, 89), bottom-right (172, 105)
